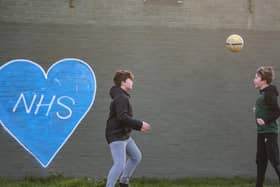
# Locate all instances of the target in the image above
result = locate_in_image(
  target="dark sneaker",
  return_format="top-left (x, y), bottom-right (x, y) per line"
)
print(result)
top-left (119, 183), bottom-right (129, 187)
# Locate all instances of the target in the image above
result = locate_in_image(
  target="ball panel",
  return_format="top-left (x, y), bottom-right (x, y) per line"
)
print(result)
top-left (225, 34), bottom-right (244, 52)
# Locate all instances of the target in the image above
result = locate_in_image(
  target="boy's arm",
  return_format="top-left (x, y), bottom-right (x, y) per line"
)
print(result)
top-left (263, 91), bottom-right (280, 124)
top-left (115, 96), bottom-right (143, 131)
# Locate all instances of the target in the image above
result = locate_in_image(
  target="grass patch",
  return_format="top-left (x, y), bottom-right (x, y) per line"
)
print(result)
top-left (0, 175), bottom-right (279, 187)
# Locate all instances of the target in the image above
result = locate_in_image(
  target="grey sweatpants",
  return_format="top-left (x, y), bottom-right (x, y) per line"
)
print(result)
top-left (106, 137), bottom-right (142, 187)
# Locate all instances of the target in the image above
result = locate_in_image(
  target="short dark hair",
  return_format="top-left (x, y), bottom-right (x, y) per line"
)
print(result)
top-left (256, 66), bottom-right (275, 84)
top-left (113, 70), bottom-right (134, 86)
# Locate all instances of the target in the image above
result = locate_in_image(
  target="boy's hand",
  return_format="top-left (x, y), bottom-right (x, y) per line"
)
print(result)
top-left (141, 121), bottom-right (151, 132)
top-left (257, 118), bottom-right (265, 125)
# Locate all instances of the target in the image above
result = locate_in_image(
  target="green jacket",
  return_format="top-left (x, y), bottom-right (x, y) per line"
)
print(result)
top-left (255, 85), bottom-right (280, 134)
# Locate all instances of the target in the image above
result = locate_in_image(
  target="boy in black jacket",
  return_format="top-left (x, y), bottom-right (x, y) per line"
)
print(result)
top-left (105, 70), bottom-right (151, 187)
top-left (253, 66), bottom-right (280, 187)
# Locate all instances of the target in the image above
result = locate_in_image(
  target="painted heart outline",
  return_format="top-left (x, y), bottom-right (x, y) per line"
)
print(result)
top-left (0, 58), bottom-right (96, 168)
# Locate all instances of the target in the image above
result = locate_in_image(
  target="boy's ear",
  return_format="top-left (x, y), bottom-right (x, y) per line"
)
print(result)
top-left (262, 80), bottom-right (268, 85)
top-left (120, 80), bottom-right (126, 85)
top-left (261, 78), bottom-right (267, 83)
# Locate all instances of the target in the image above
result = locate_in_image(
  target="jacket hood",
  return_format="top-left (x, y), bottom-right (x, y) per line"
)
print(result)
top-left (109, 86), bottom-right (130, 99)
top-left (262, 85), bottom-right (279, 96)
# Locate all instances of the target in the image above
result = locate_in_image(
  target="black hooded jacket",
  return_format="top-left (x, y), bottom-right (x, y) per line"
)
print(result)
top-left (259, 85), bottom-right (280, 124)
top-left (105, 86), bottom-right (143, 144)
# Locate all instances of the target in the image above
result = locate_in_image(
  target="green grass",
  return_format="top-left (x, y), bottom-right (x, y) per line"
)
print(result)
top-left (0, 175), bottom-right (280, 187)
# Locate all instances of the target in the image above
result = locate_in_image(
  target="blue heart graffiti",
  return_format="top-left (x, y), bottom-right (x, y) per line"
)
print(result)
top-left (0, 58), bottom-right (96, 167)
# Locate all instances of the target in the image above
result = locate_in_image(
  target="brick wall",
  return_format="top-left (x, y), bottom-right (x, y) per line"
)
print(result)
top-left (0, 0), bottom-right (280, 30)
top-left (0, 0), bottom-right (280, 180)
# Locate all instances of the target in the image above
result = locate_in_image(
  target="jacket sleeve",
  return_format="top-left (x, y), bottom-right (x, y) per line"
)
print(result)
top-left (263, 91), bottom-right (280, 124)
top-left (115, 96), bottom-right (143, 131)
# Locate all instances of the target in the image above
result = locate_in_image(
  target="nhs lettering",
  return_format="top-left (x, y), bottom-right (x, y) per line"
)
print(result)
top-left (0, 59), bottom-right (96, 168)
top-left (13, 94), bottom-right (75, 120)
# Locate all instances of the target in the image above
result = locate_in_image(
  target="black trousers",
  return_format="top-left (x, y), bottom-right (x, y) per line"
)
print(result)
top-left (256, 133), bottom-right (280, 187)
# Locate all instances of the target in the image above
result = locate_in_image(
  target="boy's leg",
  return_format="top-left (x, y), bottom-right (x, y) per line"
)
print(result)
top-left (106, 141), bottom-right (127, 187)
top-left (266, 134), bottom-right (280, 182)
top-left (256, 134), bottom-right (268, 187)
top-left (119, 137), bottom-right (142, 185)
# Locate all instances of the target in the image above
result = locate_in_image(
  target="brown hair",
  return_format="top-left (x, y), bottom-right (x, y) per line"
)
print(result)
top-left (113, 70), bottom-right (134, 86)
top-left (256, 66), bottom-right (275, 84)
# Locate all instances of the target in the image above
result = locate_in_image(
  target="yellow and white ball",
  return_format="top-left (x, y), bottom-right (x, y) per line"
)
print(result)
top-left (225, 34), bottom-right (244, 52)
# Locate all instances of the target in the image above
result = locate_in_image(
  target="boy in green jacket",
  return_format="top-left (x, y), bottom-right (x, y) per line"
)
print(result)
top-left (253, 66), bottom-right (280, 187)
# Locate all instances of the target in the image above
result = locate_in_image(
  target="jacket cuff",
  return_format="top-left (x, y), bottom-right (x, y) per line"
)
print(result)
top-left (134, 120), bottom-right (143, 131)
